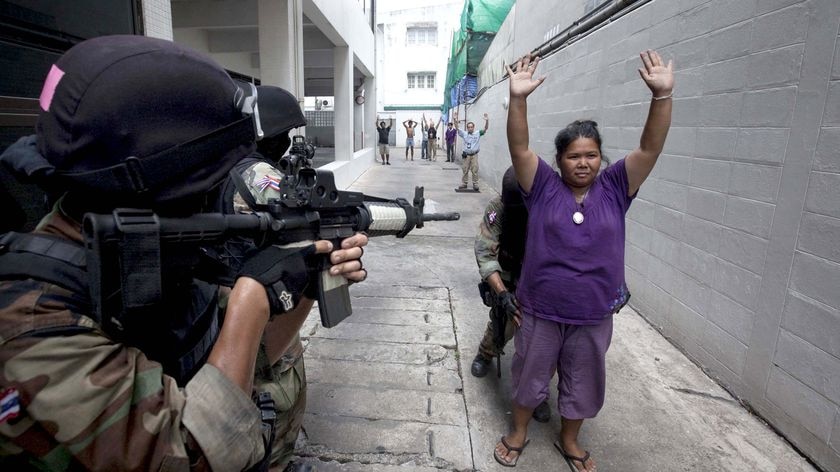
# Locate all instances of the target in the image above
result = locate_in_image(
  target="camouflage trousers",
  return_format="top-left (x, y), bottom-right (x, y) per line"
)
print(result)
top-left (254, 340), bottom-right (307, 470)
top-left (477, 305), bottom-right (517, 360)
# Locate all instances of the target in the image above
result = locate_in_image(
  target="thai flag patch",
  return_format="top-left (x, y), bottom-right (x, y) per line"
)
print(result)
top-left (0, 388), bottom-right (21, 423)
top-left (256, 174), bottom-right (282, 192)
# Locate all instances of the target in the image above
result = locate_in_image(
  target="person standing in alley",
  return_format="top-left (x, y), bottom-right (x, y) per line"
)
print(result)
top-left (445, 121), bottom-right (457, 162)
top-left (427, 115), bottom-right (440, 161)
top-left (454, 110), bottom-right (488, 190)
top-left (493, 50), bottom-right (673, 471)
top-left (420, 113), bottom-right (429, 160)
top-left (376, 116), bottom-right (393, 165)
top-left (403, 118), bottom-right (418, 160)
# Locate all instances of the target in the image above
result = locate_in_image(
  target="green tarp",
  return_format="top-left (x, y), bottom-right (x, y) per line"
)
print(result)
top-left (443, 0), bottom-right (514, 112)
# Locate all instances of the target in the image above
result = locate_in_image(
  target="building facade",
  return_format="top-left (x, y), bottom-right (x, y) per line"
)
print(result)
top-left (375, 0), bottom-right (462, 147)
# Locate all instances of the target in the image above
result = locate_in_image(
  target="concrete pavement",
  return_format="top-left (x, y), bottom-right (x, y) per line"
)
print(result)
top-left (289, 154), bottom-right (817, 471)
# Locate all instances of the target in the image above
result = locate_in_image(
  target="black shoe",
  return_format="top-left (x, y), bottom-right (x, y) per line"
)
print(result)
top-left (471, 354), bottom-right (491, 377)
top-left (532, 400), bottom-right (551, 423)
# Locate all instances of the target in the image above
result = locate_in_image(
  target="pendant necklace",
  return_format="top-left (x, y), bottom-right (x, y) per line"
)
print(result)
top-left (572, 188), bottom-right (590, 225)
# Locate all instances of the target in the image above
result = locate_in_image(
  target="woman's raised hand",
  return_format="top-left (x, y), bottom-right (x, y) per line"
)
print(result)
top-left (505, 54), bottom-right (546, 99)
top-left (638, 49), bottom-right (674, 97)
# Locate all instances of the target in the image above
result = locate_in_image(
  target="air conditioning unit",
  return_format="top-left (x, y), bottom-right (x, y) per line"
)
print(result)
top-left (314, 98), bottom-right (333, 110)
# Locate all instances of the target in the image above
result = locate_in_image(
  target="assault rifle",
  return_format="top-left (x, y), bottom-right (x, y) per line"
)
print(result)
top-left (83, 136), bottom-right (460, 335)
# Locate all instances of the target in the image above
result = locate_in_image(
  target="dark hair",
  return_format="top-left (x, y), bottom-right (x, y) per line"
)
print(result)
top-left (554, 120), bottom-right (603, 162)
top-left (379, 121), bottom-right (386, 127)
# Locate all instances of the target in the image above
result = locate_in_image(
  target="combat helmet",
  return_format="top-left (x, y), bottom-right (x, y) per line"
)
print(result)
top-left (251, 84), bottom-right (307, 161)
top-left (28, 35), bottom-right (260, 208)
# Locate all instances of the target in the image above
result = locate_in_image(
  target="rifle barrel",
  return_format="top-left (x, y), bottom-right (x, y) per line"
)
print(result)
top-left (422, 212), bottom-right (460, 221)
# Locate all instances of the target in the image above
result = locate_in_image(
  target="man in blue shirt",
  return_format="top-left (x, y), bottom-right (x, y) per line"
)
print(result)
top-left (454, 110), bottom-right (488, 190)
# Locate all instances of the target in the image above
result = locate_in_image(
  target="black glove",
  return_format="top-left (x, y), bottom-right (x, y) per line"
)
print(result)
top-left (495, 290), bottom-right (519, 320)
top-left (237, 244), bottom-right (317, 315)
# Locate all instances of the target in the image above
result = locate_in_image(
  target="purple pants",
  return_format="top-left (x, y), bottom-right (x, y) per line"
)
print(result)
top-left (511, 313), bottom-right (613, 419)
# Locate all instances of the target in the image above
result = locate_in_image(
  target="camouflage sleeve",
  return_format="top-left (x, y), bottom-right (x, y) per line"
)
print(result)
top-left (0, 332), bottom-right (263, 472)
top-left (474, 196), bottom-right (504, 281)
top-left (233, 160), bottom-right (285, 213)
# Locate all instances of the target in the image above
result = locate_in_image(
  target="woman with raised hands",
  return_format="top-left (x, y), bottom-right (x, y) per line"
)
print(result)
top-left (493, 50), bottom-right (674, 471)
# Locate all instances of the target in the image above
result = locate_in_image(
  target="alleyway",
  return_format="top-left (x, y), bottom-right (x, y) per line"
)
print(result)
top-left (291, 155), bottom-right (817, 471)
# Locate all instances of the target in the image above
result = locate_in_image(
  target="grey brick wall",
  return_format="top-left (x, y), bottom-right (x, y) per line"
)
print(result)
top-left (469, 1), bottom-right (840, 470)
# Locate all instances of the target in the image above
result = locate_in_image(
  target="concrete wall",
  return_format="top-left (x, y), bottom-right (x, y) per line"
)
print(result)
top-left (465, 1), bottom-right (840, 470)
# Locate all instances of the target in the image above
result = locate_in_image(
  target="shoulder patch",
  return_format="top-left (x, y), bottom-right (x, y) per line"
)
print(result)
top-left (487, 210), bottom-right (497, 224)
top-left (255, 174), bottom-right (282, 192)
top-left (0, 388), bottom-right (21, 423)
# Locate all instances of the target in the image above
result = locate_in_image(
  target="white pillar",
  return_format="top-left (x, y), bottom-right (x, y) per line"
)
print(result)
top-left (364, 75), bottom-right (376, 150)
top-left (258, 0), bottom-right (304, 101)
top-left (353, 87), bottom-right (364, 151)
top-left (333, 46), bottom-right (353, 160)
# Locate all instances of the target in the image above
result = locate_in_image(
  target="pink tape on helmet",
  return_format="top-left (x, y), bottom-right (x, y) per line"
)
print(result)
top-left (39, 64), bottom-right (65, 111)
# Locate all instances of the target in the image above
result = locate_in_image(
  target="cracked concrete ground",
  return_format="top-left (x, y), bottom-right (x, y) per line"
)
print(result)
top-left (287, 156), bottom-right (817, 471)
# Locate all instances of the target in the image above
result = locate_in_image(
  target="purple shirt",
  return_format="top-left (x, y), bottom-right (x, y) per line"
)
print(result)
top-left (516, 157), bottom-right (634, 325)
top-left (445, 128), bottom-right (457, 145)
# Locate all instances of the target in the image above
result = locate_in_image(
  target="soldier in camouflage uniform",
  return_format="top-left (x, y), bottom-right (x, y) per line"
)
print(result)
top-left (222, 159), bottom-right (311, 471)
top-left (0, 37), bottom-right (368, 471)
top-left (226, 84), bottom-right (331, 471)
top-left (471, 167), bottom-right (551, 422)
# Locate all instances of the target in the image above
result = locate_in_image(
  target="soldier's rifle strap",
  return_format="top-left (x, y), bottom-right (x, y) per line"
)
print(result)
top-left (247, 391), bottom-right (276, 472)
top-left (0, 232), bottom-right (90, 312)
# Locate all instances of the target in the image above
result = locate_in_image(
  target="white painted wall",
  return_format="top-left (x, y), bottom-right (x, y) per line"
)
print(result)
top-left (375, 0), bottom-right (462, 146)
top-left (305, 0), bottom-right (375, 74)
top-left (162, 0), bottom-right (378, 186)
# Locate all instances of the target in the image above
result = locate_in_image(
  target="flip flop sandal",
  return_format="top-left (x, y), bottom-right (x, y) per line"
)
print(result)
top-left (493, 436), bottom-right (530, 467)
top-left (554, 440), bottom-right (593, 472)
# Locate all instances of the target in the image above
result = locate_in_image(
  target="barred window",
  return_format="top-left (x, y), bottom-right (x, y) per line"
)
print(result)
top-left (407, 72), bottom-right (436, 89)
top-left (406, 26), bottom-right (437, 46)
top-left (304, 110), bottom-right (333, 126)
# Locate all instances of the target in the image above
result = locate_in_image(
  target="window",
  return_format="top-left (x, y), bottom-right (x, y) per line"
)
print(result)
top-left (407, 72), bottom-right (436, 90)
top-left (406, 26), bottom-right (437, 46)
